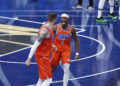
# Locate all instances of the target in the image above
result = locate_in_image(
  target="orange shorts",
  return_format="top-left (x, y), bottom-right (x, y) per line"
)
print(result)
top-left (35, 56), bottom-right (52, 80)
top-left (51, 50), bottom-right (71, 66)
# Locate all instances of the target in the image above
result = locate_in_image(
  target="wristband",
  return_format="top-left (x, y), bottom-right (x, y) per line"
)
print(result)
top-left (76, 52), bottom-right (79, 56)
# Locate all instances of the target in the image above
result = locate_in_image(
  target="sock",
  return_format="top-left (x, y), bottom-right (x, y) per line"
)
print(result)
top-left (97, 0), bottom-right (106, 18)
top-left (41, 78), bottom-right (52, 86)
top-left (109, 0), bottom-right (114, 14)
top-left (36, 78), bottom-right (43, 86)
top-left (63, 63), bottom-right (70, 86)
top-left (98, 9), bottom-right (102, 18)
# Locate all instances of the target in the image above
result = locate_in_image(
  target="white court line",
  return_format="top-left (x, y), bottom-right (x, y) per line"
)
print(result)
top-left (0, 34), bottom-right (105, 64)
top-left (0, 16), bottom-right (107, 85)
top-left (51, 67), bottom-right (120, 84)
top-left (71, 34), bottom-right (105, 62)
top-left (0, 47), bottom-right (30, 58)
top-left (0, 16), bottom-right (105, 64)
top-left (27, 67), bottom-right (120, 85)
top-left (0, 16), bottom-right (46, 25)
top-left (0, 16), bottom-right (98, 27)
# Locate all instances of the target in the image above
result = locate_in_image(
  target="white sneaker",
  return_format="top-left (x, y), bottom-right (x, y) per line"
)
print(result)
top-left (87, 6), bottom-right (94, 10)
top-left (75, 4), bottom-right (83, 9)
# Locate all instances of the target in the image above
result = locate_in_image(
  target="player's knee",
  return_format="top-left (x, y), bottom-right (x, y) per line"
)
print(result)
top-left (63, 64), bottom-right (70, 74)
top-left (48, 78), bottom-right (52, 84)
top-left (64, 69), bottom-right (69, 75)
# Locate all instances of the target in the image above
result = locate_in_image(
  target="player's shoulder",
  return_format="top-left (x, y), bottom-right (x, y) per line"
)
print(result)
top-left (39, 25), bottom-right (48, 33)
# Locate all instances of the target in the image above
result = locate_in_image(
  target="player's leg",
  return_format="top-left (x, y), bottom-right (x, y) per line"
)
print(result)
top-left (116, 0), bottom-right (119, 5)
top-left (75, 0), bottom-right (83, 8)
top-left (36, 78), bottom-right (44, 86)
top-left (41, 78), bottom-right (52, 86)
top-left (61, 51), bottom-right (71, 86)
top-left (96, 0), bottom-right (107, 23)
top-left (63, 63), bottom-right (70, 86)
top-left (51, 51), bottom-right (61, 72)
top-left (35, 56), bottom-right (48, 85)
top-left (87, 0), bottom-right (94, 10)
top-left (44, 57), bottom-right (52, 78)
top-left (108, 0), bottom-right (117, 20)
top-left (37, 57), bottom-right (52, 86)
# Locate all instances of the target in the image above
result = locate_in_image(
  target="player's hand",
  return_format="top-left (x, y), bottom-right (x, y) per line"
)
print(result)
top-left (52, 44), bottom-right (57, 52)
top-left (75, 55), bottom-right (79, 60)
top-left (25, 58), bottom-right (31, 67)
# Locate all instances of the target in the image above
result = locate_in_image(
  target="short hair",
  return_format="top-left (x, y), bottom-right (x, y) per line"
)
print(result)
top-left (48, 13), bottom-right (57, 22)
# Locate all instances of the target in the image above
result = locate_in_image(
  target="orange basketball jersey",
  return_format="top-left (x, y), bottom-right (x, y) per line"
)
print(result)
top-left (35, 25), bottom-right (54, 57)
top-left (54, 24), bottom-right (72, 51)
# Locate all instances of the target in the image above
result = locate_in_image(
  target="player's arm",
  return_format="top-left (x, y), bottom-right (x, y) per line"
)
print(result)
top-left (71, 27), bottom-right (79, 60)
top-left (25, 28), bottom-right (48, 67)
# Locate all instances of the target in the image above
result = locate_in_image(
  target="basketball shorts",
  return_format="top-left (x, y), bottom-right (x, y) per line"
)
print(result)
top-left (35, 56), bottom-right (52, 79)
top-left (51, 50), bottom-right (71, 66)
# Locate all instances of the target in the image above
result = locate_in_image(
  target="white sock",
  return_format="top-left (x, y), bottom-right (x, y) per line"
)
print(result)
top-left (36, 78), bottom-right (43, 86)
top-left (63, 63), bottom-right (70, 86)
top-left (97, 0), bottom-right (106, 18)
top-left (109, 0), bottom-right (114, 14)
top-left (98, 10), bottom-right (102, 18)
top-left (41, 78), bottom-right (52, 86)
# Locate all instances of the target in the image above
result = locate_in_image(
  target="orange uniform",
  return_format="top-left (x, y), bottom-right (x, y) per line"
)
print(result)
top-left (35, 25), bottom-right (54, 79)
top-left (51, 24), bottom-right (72, 66)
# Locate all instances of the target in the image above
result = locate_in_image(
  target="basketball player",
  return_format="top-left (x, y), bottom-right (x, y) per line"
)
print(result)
top-left (96, 0), bottom-right (117, 23)
top-left (25, 13), bottom-right (57, 86)
top-left (51, 13), bottom-right (79, 86)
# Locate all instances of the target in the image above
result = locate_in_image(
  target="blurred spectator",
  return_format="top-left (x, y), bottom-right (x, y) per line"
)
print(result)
top-left (96, 0), bottom-right (117, 23)
top-left (75, 0), bottom-right (94, 9)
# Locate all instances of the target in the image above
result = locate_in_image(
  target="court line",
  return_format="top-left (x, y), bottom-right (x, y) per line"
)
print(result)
top-left (0, 39), bottom-right (32, 46)
top-left (51, 67), bottom-right (120, 84)
top-left (0, 34), bottom-right (105, 64)
top-left (0, 16), bottom-right (107, 85)
top-left (0, 34), bottom-right (10, 36)
top-left (0, 47), bottom-right (30, 58)
top-left (71, 34), bottom-right (105, 62)
top-left (0, 16), bottom-right (46, 25)
top-left (0, 16), bottom-right (98, 27)
top-left (0, 16), bottom-right (105, 63)
top-left (27, 67), bottom-right (120, 86)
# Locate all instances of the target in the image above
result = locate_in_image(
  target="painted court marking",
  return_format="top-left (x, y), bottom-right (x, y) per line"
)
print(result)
top-left (0, 16), bottom-right (108, 85)
top-left (0, 16), bottom-right (105, 64)
top-left (0, 33), bottom-right (105, 64)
